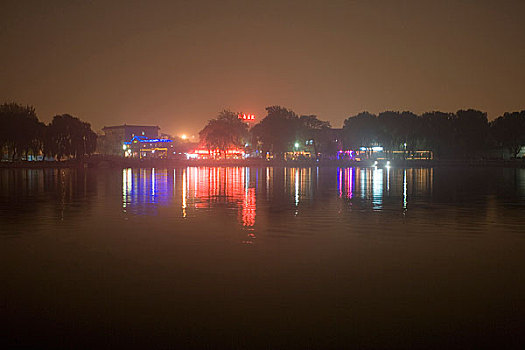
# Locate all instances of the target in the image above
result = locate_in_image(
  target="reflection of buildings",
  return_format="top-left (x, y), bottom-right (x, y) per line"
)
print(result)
top-left (121, 167), bottom-right (257, 228)
top-left (337, 148), bottom-right (433, 161)
top-left (337, 167), bottom-right (433, 209)
top-left (121, 166), bottom-right (435, 230)
top-left (184, 167), bottom-right (256, 228)
top-left (122, 168), bottom-right (173, 215)
top-left (282, 168), bottom-right (314, 206)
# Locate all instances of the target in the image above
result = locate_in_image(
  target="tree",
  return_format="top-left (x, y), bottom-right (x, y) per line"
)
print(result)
top-left (251, 106), bottom-right (302, 159)
top-left (0, 102), bottom-right (42, 160)
top-left (342, 112), bottom-right (379, 151)
top-left (199, 110), bottom-right (249, 158)
top-left (47, 114), bottom-right (97, 160)
top-left (376, 111), bottom-right (401, 156)
top-left (419, 111), bottom-right (456, 159)
top-left (490, 111), bottom-right (525, 158)
top-left (298, 115), bottom-right (332, 159)
top-left (454, 109), bottom-right (489, 158)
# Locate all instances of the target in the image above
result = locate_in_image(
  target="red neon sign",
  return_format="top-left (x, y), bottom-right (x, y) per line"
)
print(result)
top-left (238, 114), bottom-right (255, 121)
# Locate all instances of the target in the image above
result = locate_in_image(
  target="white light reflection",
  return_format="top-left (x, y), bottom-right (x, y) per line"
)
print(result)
top-left (360, 168), bottom-right (367, 199)
top-left (372, 167), bottom-right (383, 209)
top-left (316, 166), bottom-right (319, 189)
top-left (122, 168), bottom-right (132, 210)
top-left (403, 168), bottom-right (407, 210)
top-left (245, 167), bottom-right (250, 191)
top-left (295, 168), bottom-right (299, 206)
top-left (151, 168), bottom-right (156, 197)
top-left (386, 165), bottom-right (390, 193)
top-left (122, 169), bottom-right (127, 209)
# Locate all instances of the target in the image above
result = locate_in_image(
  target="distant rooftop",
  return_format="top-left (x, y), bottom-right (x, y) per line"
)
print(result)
top-left (102, 124), bottom-right (160, 130)
top-left (124, 135), bottom-right (173, 144)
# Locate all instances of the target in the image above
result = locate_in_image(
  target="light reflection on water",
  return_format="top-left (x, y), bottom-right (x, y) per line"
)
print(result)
top-left (2, 166), bottom-right (525, 347)
top-left (115, 166), bottom-right (488, 228)
top-left (122, 167), bottom-right (401, 223)
top-left (2, 166), bottom-right (524, 234)
top-left (126, 167), bottom-right (433, 220)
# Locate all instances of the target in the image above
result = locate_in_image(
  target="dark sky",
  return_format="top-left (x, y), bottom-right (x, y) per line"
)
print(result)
top-left (2, 0), bottom-right (525, 136)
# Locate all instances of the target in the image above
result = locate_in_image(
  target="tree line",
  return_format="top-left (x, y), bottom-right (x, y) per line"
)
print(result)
top-left (3, 101), bottom-right (523, 161)
top-left (198, 107), bottom-right (337, 159)
top-left (0, 102), bottom-right (97, 161)
top-left (200, 106), bottom-right (525, 159)
top-left (343, 109), bottom-right (525, 159)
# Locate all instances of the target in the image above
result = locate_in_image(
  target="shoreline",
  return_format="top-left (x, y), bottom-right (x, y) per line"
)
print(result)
top-left (1, 158), bottom-right (524, 169)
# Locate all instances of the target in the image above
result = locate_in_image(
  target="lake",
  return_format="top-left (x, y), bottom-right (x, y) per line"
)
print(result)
top-left (1, 166), bottom-right (525, 348)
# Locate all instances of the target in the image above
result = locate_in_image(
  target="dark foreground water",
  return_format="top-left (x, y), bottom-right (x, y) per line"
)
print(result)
top-left (1, 166), bottom-right (525, 348)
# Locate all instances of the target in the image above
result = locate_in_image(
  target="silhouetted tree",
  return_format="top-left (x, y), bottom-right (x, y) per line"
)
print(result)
top-left (0, 102), bottom-right (42, 160)
top-left (454, 109), bottom-right (489, 158)
top-left (199, 110), bottom-right (249, 157)
top-left (28, 121), bottom-right (46, 160)
top-left (251, 106), bottom-right (301, 159)
top-left (490, 111), bottom-right (525, 158)
top-left (420, 111), bottom-right (456, 158)
top-left (398, 111), bottom-right (423, 154)
top-left (47, 114), bottom-right (97, 160)
top-left (377, 111), bottom-right (402, 156)
top-left (342, 112), bottom-right (379, 151)
top-left (298, 115), bottom-right (331, 159)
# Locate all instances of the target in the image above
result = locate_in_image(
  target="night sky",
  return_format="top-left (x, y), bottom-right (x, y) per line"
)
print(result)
top-left (2, 0), bottom-right (524, 136)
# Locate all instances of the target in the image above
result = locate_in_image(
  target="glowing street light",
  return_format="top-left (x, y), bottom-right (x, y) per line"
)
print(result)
top-left (181, 134), bottom-right (188, 140)
top-left (294, 142), bottom-right (300, 149)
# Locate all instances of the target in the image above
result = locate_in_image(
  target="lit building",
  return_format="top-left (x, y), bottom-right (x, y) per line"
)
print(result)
top-left (185, 147), bottom-right (245, 160)
top-left (97, 124), bottom-right (160, 156)
top-left (123, 135), bottom-right (174, 159)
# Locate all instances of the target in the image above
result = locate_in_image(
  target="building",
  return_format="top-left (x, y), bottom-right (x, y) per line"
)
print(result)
top-left (97, 124), bottom-right (160, 156)
top-left (124, 135), bottom-right (174, 159)
top-left (185, 147), bottom-right (245, 160)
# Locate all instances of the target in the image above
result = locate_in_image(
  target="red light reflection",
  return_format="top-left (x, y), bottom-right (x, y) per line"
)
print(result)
top-left (183, 167), bottom-right (256, 229)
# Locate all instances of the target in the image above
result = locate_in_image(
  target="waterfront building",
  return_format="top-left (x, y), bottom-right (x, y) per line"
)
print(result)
top-left (123, 136), bottom-right (174, 159)
top-left (97, 124), bottom-right (160, 156)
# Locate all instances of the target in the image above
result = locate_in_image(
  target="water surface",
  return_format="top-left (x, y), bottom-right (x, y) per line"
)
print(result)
top-left (1, 166), bottom-right (525, 348)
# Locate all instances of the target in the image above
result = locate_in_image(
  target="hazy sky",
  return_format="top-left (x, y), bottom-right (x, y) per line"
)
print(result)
top-left (2, 0), bottom-right (524, 136)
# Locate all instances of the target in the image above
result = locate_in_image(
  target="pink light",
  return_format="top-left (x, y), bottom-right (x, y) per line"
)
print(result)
top-left (238, 114), bottom-right (255, 121)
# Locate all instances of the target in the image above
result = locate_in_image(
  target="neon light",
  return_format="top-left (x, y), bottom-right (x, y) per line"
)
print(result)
top-left (238, 114), bottom-right (255, 121)
top-left (128, 135), bottom-right (173, 143)
top-left (186, 147), bottom-right (245, 159)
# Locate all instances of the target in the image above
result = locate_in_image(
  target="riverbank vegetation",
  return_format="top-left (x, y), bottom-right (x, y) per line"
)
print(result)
top-left (200, 106), bottom-right (525, 160)
top-left (2, 101), bottom-right (525, 162)
top-left (0, 103), bottom-right (97, 161)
